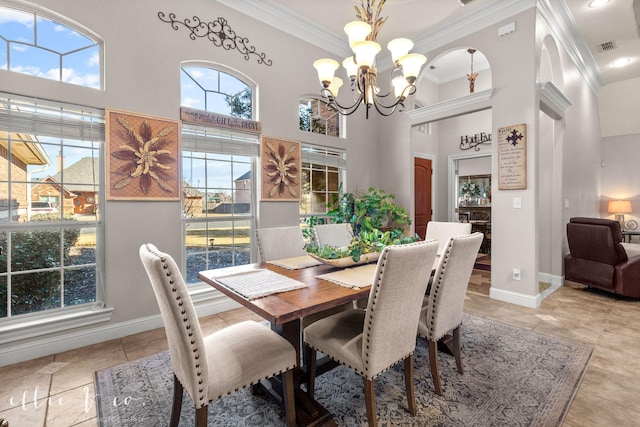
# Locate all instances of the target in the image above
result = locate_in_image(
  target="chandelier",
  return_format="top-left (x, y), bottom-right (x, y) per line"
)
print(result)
top-left (313, 0), bottom-right (427, 119)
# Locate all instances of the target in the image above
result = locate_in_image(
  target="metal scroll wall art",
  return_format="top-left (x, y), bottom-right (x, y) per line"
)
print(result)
top-left (157, 12), bottom-right (272, 66)
top-left (460, 132), bottom-right (492, 151)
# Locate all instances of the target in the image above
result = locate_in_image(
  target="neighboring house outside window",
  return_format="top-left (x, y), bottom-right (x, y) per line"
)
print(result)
top-left (0, 94), bottom-right (103, 321)
top-left (181, 64), bottom-right (258, 284)
top-left (0, 5), bottom-right (102, 89)
top-left (299, 145), bottom-right (346, 224)
top-left (299, 97), bottom-right (340, 137)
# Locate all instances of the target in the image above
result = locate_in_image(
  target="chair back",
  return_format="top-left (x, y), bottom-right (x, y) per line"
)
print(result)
top-left (362, 240), bottom-right (438, 378)
top-left (420, 232), bottom-right (483, 341)
top-left (256, 226), bottom-right (307, 262)
top-left (139, 243), bottom-right (209, 407)
top-left (313, 223), bottom-right (354, 248)
top-left (425, 221), bottom-right (472, 255)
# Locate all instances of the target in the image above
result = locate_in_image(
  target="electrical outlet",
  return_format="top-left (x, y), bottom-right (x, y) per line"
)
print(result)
top-left (513, 268), bottom-right (521, 281)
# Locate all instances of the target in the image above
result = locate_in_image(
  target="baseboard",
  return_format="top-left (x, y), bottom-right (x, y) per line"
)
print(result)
top-left (538, 272), bottom-right (564, 287)
top-left (0, 296), bottom-right (240, 367)
top-left (489, 287), bottom-right (541, 308)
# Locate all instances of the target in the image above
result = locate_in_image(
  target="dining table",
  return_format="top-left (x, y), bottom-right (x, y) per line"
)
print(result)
top-left (199, 258), bottom-right (373, 427)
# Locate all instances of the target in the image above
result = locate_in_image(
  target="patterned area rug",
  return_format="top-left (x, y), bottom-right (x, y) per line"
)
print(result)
top-left (95, 314), bottom-right (592, 426)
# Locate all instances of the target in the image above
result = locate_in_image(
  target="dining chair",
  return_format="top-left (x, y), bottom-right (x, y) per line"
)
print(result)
top-left (303, 240), bottom-right (439, 427)
top-left (313, 222), bottom-right (354, 248)
top-left (425, 221), bottom-right (472, 255)
top-left (256, 226), bottom-right (307, 262)
top-left (139, 243), bottom-right (297, 427)
top-left (417, 232), bottom-right (484, 395)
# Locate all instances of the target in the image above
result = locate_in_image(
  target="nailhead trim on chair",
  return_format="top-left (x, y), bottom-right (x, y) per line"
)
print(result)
top-left (158, 254), bottom-right (207, 406)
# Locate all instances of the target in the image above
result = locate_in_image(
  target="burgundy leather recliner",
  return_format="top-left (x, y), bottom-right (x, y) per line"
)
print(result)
top-left (565, 217), bottom-right (640, 297)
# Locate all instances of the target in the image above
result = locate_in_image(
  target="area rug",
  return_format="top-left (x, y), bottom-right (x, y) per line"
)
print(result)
top-left (95, 314), bottom-right (592, 426)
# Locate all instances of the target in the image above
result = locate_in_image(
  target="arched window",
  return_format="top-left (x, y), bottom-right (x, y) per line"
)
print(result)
top-left (299, 97), bottom-right (340, 137)
top-left (0, 5), bottom-right (101, 88)
top-left (181, 66), bottom-right (253, 119)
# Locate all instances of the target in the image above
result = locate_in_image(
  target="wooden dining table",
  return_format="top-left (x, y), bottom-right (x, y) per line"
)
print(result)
top-left (199, 261), bottom-right (372, 427)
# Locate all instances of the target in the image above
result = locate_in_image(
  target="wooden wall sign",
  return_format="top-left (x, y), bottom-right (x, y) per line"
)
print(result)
top-left (497, 123), bottom-right (527, 190)
top-left (180, 107), bottom-right (261, 134)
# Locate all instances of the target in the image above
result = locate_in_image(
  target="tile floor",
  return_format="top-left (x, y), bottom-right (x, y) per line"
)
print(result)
top-left (1, 276), bottom-right (640, 426)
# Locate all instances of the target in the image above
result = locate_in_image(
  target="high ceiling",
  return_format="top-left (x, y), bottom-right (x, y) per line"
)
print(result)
top-left (221, 0), bottom-right (639, 88)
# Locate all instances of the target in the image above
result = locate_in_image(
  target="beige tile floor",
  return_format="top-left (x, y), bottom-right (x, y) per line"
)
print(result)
top-left (1, 277), bottom-right (640, 426)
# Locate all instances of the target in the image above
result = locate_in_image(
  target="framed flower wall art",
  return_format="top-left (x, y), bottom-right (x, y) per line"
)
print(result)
top-left (260, 136), bottom-right (301, 201)
top-left (106, 109), bottom-right (181, 200)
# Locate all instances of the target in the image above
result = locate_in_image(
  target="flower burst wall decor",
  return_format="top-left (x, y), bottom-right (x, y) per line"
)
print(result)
top-left (260, 136), bottom-right (301, 201)
top-left (106, 109), bottom-right (181, 200)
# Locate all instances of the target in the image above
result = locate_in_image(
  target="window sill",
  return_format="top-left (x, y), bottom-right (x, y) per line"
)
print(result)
top-left (0, 304), bottom-right (114, 345)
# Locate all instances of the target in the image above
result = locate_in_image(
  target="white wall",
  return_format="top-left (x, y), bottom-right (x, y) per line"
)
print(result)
top-left (598, 77), bottom-right (640, 137)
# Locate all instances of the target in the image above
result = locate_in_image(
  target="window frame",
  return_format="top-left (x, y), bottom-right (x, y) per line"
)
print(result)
top-left (0, 92), bottom-right (108, 342)
top-left (0, 3), bottom-right (104, 89)
top-left (299, 144), bottom-right (347, 223)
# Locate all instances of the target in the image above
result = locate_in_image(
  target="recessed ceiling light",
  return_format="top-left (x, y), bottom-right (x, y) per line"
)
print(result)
top-left (588, 0), bottom-right (611, 8)
top-left (611, 58), bottom-right (632, 67)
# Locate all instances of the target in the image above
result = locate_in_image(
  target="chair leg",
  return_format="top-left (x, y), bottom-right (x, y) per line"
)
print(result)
top-left (306, 345), bottom-right (317, 399)
top-left (195, 406), bottom-right (208, 427)
top-left (428, 339), bottom-right (443, 395)
top-left (404, 355), bottom-right (416, 415)
top-left (282, 369), bottom-right (296, 427)
top-left (363, 378), bottom-right (378, 427)
top-left (453, 325), bottom-right (463, 374)
top-left (170, 374), bottom-right (184, 427)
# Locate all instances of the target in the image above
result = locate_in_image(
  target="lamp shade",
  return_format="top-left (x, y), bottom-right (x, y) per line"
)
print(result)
top-left (387, 38), bottom-right (414, 64)
top-left (608, 200), bottom-right (632, 214)
top-left (352, 40), bottom-right (381, 68)
top-left (328, 76), bottom-right (343, 97)
top-left (397, 53), bottom-right (427, 81)
top-left (344, 21), bottom-right (372, 49)
top-left (313, 59), bottom-right (340, 87)
top-left (342, 56), bottom-right (359, 79)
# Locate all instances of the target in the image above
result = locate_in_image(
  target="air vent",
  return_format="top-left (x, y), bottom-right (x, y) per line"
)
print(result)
top-left (597, 41), bottom-right (617, 52)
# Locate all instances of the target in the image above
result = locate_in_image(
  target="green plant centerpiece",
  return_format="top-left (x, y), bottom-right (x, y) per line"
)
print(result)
top-left (306, 186), bottom-right (419, 264)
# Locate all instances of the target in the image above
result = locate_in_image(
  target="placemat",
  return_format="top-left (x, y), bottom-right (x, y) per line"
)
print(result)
top-left (215, 269), bottom-right (307, 300)
top-left (316, 263), bottom-right (377, 289)
top-left (266, 255), bottom-right (323, 270)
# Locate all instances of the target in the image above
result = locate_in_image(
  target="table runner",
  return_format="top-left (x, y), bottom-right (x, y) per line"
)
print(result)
top-left (316, 263), bottom-right (377, 289)
top-left (214, 269), bottom-right (307, 300)
top-left (266, 255), bottom-right (323, 270)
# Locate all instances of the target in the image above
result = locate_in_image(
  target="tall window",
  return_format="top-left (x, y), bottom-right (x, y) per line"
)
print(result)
top-left (299, 145), bottom-right (346, 218)
top-left (181, 65), bottom-right (258, 283)
top-left (299, 97), bottom-right (340, 137)
top-left (0, 94), bottom-right (103, 319)
top-left (0, 5), bottom-right (101, 89)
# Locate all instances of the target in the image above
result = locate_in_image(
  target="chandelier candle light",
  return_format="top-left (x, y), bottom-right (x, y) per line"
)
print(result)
top-left (313, 0), bottom-right (427, 119)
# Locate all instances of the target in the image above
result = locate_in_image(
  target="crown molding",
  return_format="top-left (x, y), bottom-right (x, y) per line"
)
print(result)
top-left (216, 0), bottom-right (603, 95)
top-left (412, 0), bottom-right (535, 56)
top-left (406, 89), bottom-right (493, 125)
top-left (538, 81), bottom-right (572, 120)
top-left (537, 0), bottom-right (605, 94)
top-left (216, 0), bottom-right (351, 58)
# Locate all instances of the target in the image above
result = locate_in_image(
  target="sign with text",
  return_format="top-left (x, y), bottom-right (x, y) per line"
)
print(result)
top-left (498, 123), bottom-right (527, 190)
top-left (180, 107), bottom-right (261, 134)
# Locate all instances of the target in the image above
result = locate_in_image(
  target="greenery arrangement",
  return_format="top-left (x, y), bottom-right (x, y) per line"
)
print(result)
top-left (306, 186), bottom-right (419, 262)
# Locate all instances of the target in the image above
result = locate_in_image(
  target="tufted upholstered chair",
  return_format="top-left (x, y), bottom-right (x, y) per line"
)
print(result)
top-left (313, 223), bottom-right (354, 248)
top-left (139, 243), bottom-right (297, 427)
top-left (417, 232), bottom-right (483, 395)
top-left (304, 240), bottom-right (439, 427)
top-left (425, 221), bottom-right (472, 256)
top-left (256, 226), bottom-right (307, 262)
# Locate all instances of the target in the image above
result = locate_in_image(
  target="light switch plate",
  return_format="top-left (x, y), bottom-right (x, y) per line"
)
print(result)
top-left (513, 197), bottom-right (522, 209)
